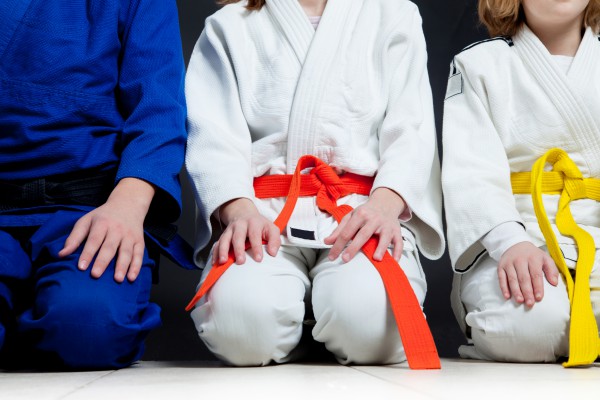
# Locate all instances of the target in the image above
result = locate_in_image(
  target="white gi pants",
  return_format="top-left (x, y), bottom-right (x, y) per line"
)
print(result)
top-left (455, 244), bottom-right (600, 362)
top-left (191, 238), bottom-right (426, 366)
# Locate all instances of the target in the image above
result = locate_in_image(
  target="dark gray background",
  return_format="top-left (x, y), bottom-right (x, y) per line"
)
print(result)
top-left (144, 0), bottom-right (488, 361)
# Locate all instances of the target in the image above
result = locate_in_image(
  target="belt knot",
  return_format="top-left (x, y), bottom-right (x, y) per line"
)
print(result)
top-left (311, 163), bottom-right (343, 198)
top-left (552, 151), bottom-right (586, 201)
top-left (563, 175), bottom-right (587, 201)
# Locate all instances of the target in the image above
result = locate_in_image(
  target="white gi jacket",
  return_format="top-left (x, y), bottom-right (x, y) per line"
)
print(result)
top-left (186, 0), bottom-right (444, 266)
top-left (443, 26), bottom-right (600, 272)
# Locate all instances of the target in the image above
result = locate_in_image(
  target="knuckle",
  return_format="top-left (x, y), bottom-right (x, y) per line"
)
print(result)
top-left (530, 271), bottom-right (544, 279)
top-left (103, 241), bottom-right (118, 252)
top-left (340, 232), bottom-right (352, 241)
top-left (87, 232), bottom-right (104, 244)
top-left (232, 230), bottom-right (245, 242)
top-left (122, 246), bottom-right (134, 257)
top-left (247, 218), bottom-right (259, 230)
top-left (134, 249), bottom-right (145, 259)
top-left (382, 229), bottom-right (394, 240)
top-left (230, 221), bottom-right (244, 232)
top-left (95, 215), bottom-right (111, 227)
top-left (354, 208), bottom-right (369, 219)
top-left (221, 242), bottom-right (232, 252)
top-left (331, 244), bottom-right (342, 254)
top-left (96, 256), bottom-right (112, 267)
top-left (116, 261), bottom-right (128, 270)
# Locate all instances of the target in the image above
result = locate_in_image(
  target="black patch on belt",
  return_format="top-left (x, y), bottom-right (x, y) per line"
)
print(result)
top-left (290, 228), bottom-right (315, 240)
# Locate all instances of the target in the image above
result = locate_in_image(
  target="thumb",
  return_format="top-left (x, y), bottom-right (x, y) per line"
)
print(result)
top-left (58, 215), bottom-right (92, 257)
top-left (542, 255), bottom-right (559, 286)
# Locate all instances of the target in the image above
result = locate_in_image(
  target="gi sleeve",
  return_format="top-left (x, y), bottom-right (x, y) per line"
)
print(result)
top-left (185, 18), bottom-right (254, 253)
top-left (373, 6), bottom-right (444, 260)
top-left (481, 221), bottom-right (534, 262)
top-left (116, 0), bottom-right (187, 223)
top-left (442, 56), bottom-right (526, 272)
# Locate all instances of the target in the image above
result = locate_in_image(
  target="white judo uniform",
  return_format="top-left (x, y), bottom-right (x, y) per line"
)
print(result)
top-left (443, 26), bottom-right (600, 362)
top-left (185, 0), bottom-right (444, 366)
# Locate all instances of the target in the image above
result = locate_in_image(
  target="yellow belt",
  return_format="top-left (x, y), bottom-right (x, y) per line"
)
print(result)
top-left (511, 148), bottom-right (600, 367)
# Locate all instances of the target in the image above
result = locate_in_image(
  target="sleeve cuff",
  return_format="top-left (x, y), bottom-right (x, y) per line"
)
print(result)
top-left (481, 221), bottom-right (535, 262)
top-left (399, 205), bottom-right (412, 222)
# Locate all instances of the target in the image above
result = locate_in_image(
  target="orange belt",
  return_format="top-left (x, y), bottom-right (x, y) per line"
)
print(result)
top-left (186, 155), bottom-right (440, 369)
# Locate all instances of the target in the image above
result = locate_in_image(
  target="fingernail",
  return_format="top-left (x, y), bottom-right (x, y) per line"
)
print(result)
top-left (535, 293), bottom-right (542, 300)
top-left (328, 254), bottom-right (335, 260)
top-left (342, 253), bottom-right (350, 263)
top-left (256, 254), bottom-right (263, 262)
top-left (115, 272), bottom-right (124, 281)
top-left (78, 260), bottom-right (88, 270)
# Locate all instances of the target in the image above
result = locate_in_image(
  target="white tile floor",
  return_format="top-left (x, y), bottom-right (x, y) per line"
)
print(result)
top-left (2, 359), bottom-right (599, 400)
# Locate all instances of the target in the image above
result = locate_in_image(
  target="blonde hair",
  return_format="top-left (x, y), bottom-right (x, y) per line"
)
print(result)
top-left (478, 0), bottom-right (600, 36)
top-left (218, 0), bottom-right (265, 10)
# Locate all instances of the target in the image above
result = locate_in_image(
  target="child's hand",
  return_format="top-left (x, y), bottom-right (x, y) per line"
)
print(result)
top-left (215, 198), bottom-right (280, 265)
top-left (498, 242), bottom-right (559, 307)
top-left (59, 178), bottom-right (155, 283)
top-left (324, 187), bottom-right (406, 262)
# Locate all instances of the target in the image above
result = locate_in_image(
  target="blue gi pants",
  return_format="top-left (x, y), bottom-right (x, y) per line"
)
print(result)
top-left (0, 211), bottom-right (161, 370)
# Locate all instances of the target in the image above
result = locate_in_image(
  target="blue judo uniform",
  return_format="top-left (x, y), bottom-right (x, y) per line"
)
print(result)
top-left (0, 0), bottom-right (188, 369)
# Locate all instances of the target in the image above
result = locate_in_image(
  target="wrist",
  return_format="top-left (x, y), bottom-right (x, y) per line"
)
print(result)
top-left (369, 187), bottom-right (406, 218)
top-left (108, 177), bottom-right (155, 214)
top-left (219, 198), bottom-right (258, 225)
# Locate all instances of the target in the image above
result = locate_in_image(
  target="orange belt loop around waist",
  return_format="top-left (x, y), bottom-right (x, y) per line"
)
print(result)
top-left (185, 155), bottom-right (440, 370)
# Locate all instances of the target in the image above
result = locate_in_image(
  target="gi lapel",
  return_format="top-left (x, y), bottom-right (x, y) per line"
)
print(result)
top-left (0, 0), bottom-right (35, 62)
top-left (267, 0), bottom-right (363, 172)
top-left (265, 0), bottom-right (315, 65)
top-left (514, 26), bottom-right (600, 176)
top-left (567, 28), bottom-right (600, 158)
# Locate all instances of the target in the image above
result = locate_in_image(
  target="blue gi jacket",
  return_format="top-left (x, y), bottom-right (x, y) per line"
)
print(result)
top-left (0, 0), bottom-right (192, 267)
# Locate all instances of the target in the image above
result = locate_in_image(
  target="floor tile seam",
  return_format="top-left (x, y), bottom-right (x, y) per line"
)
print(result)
top-left (348, 366), bottom-right (439, 400)
top-left (57, 370), bottom-right (117, 400)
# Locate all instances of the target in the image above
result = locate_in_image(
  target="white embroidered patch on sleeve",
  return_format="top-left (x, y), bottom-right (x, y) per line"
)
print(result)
top-left (445, 72), bottom-right (463, 100)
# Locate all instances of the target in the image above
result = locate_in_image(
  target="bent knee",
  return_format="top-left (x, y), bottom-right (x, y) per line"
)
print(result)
top-left (468, 304), bottom-right (569, 362)
top-left (29, 289), bottom-right (159, 369)
top-left (193, 301), bottom-right (304, 366)
top-left (193, 279), bottom-right (305, 366)
top-left (313, 290), bottom-right (405, 365)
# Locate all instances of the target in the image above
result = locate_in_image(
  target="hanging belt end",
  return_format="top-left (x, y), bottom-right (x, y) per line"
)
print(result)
top-left (407, 352), bottom-right (442, 370)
